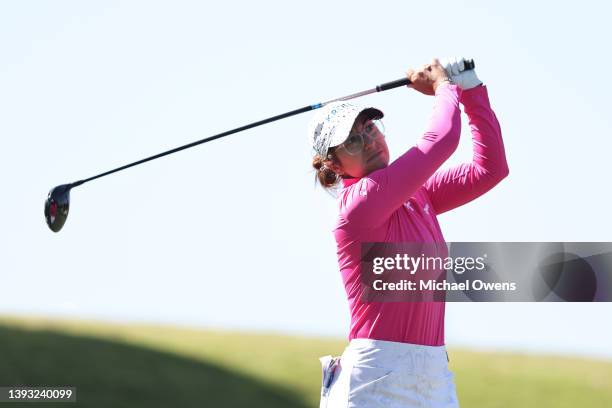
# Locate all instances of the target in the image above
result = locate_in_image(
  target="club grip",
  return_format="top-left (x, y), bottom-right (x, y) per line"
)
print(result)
top-left (376, 78), bottom-right (410, 92)
top-left (376, 59), bottom-right (476, 92)
top-left (464, 58), bottom-right (475, 70)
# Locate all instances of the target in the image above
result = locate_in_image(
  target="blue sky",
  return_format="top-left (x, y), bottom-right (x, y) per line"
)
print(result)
top-left (1, 1), bottom-right (611, 359)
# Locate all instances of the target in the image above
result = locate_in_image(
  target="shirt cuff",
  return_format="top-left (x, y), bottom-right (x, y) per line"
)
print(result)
top-left (459, 84), bottom-right (487, 106)
top-left (435, 81), bottom-right (461, 97)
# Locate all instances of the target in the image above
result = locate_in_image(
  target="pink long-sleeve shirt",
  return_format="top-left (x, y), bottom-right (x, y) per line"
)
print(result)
top-left (333, 83), bottom-right (509, 345)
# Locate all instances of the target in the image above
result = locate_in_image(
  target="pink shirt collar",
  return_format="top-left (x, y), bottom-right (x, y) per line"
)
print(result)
top-left (342, 177), bottom-right (361, 188)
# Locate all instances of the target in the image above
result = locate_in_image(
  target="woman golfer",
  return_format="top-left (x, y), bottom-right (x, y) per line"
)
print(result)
top-left (310, 57), bottom-right (508, 407)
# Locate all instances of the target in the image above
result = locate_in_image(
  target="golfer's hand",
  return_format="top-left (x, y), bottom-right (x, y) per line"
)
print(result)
top-left (439, 56), bottom-right (482, 90)
top-left (406, 59), bottom-right (450, 96)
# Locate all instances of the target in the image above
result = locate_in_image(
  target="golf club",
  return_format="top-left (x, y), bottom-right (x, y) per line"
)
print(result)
top-left (44, 60), bottom-right (475, 232)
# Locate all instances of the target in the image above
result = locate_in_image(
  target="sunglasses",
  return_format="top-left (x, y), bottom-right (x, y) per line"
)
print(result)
top-left (336, 119), bottom-right (385, 156)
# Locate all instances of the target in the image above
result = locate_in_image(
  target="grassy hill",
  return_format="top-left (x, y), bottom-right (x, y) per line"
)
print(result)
top-left (0, 316), bottom-right (610, 407)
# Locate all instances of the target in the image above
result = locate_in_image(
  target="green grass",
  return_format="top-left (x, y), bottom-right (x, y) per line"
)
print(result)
top-left (0, 316), bottom-right (611, 407)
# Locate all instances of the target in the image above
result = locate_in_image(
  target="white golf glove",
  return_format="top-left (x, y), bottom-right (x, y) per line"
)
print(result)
top-left (439, 56), bottom-right (482, 90)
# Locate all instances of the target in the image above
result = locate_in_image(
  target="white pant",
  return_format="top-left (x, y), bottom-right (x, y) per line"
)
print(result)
top-left (319, 339), bottom-right (459, 408)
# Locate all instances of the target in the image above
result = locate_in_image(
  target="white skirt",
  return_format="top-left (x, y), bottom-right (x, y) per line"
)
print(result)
top-left (319, 339), bottom-right (459, 408)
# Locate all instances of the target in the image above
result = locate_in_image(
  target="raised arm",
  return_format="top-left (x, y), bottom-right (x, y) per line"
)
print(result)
top-left (424, 84), bottom-right (509, 214)
top-left (340, 80), bottom-right (462, 228)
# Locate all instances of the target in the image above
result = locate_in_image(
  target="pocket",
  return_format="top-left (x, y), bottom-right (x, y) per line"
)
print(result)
top-left (347, 365), bottom-right (396, 407)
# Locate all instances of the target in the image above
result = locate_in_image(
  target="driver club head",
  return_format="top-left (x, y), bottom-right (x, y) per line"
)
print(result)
top-left (45, 184), bottom-right (72, 232)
